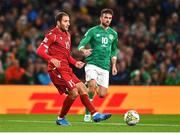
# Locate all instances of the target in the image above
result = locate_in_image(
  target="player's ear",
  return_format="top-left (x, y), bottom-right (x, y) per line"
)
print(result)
top-left (100, 16), bottom-right (102, 22)
top-left (57, 21), bottom-right (60, 26)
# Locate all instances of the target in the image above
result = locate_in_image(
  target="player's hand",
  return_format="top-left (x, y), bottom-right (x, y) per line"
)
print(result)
top-left (50, 58), bottom-right (61, 68)
top-left (81, 49), bottom-right (92, 57)
top-left (112, 65), bottom-right (117, 76)
top-left (75, 61), bottom-right (85, 69)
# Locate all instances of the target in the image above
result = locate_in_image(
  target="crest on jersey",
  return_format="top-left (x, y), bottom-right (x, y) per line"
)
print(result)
top-left (109, 34), bottom-right (114, 40)
top-left (96, 34), bottom-right (100, 37)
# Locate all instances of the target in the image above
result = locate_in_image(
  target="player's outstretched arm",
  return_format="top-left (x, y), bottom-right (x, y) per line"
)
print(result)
top-left (78, 28), bottom-right (93, 55)
top-left (69, 55), bottom-right (85, 69)
top-left (79, 48), bottom-right (92, 57)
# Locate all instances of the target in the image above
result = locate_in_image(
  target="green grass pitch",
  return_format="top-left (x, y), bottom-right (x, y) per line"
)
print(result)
top-left (0, 114), bottom-right (180, 132)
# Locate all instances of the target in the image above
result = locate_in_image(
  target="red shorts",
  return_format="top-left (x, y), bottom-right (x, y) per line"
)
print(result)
top-left (48, 68), bottom-right (80, 94)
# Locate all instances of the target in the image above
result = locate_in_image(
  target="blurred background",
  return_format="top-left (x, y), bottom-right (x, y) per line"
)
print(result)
top-left (0, 0), bottom-right (179, 85)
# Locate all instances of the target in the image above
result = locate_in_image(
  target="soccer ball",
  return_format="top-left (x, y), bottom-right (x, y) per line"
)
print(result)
top-left (124, 110), bottom-right (140, 126)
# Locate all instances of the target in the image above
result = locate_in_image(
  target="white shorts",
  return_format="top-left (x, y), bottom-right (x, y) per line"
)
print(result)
top-left (85, 64), bottom-right (109, 88)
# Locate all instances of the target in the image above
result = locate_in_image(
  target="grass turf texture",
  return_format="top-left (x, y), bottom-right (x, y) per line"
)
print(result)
top-left (0, 114), bottom-right (180, 132)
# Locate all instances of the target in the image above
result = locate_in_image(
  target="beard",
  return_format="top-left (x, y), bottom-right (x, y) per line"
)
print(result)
top-left (60, 26), bottom-right (68, 32)
top-left (102, 21), bottom-right (110, 27)
top-left (57, 24), bottom-right (68, 32)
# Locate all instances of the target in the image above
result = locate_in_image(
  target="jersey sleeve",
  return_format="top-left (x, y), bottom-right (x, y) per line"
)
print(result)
top-left (111, 33), bottom-right (118, 58)
top-left (68, 55), bottom-right (77, 66)
top-left (78, 28), bottom-right (93, 50)
top-left (36, 32), bottom-right (56, 61)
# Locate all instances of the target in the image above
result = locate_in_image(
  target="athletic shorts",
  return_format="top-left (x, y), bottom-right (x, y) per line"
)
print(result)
top-left (48, 68), bottom-right (80, 94)
top-left (85, 64), bottom-right (109, 88)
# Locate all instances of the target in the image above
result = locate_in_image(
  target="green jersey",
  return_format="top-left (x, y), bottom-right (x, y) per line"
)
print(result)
top-left (78, 25), bottom-right (118, 71)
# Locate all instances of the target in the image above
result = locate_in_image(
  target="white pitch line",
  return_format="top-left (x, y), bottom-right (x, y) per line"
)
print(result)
top-left (0, 120), bottom-right (180, 127)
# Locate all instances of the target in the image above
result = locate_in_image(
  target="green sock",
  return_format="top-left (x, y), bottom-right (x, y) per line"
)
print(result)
top-left (85, 92), bottom-right (94, 115)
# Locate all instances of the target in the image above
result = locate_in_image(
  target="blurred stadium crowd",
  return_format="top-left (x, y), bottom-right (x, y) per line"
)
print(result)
top-left (0, 0), bottom-right (179, 85)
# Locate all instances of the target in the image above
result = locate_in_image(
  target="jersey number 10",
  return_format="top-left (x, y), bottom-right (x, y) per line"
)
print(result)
top-left (102, 37), bottom-right (108, 44)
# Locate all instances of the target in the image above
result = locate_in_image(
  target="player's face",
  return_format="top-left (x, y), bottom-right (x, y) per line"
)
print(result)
top-left (100, 13), bottom-right (112, 27)
top-left (59, 16), bottom-right (70, 31)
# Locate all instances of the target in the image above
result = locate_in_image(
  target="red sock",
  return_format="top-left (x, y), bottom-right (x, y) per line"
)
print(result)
top-left (80, 94), bottom-right (96, 115)
top-left (59, 96), bottom-right (75, 118)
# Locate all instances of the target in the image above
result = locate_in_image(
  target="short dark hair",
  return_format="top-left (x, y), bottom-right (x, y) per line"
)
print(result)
top-left (55, 11), bottom-right (69, 23)
top-left (100, 8), bottom-right (113, 16)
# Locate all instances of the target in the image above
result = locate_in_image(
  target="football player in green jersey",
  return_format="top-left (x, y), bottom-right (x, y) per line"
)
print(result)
top-left (78, 8), bottom-right (118, 122)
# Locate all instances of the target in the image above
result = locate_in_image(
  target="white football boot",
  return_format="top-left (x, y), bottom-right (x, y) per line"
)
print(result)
top-left (83, 114), bottom-right (91, 122)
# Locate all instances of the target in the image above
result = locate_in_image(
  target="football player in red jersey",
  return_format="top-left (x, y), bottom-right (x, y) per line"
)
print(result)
top-left (36, 11), bottom-right (111, 126)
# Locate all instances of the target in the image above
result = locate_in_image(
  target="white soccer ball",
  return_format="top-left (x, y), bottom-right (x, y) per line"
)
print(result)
top-left (124, 110), bottom-right (140, 126)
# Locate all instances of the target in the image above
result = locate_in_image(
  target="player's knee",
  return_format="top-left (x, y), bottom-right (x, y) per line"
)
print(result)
top-left (98, 93), bottom-right (106, 98)
top-left (69, 91), bottom-right (79, 100)
top-left (98, 91), bottom-right (107, 98)
top-left (88, 81), bottom-right (96, 91)
top-left (88, 87), bottom-right (95, 93)
top-left (71, 93), bottom-right (78, 100)
top-left (76, 82), bottom-right (88, 95)
top-left (98, 89), bottom-right (107, 98)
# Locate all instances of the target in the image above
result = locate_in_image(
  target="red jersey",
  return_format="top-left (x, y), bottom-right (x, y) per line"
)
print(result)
top-left (37, 27), bottom-right (77, 71)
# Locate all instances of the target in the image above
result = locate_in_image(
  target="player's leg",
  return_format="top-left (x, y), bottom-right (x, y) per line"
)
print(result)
top-left (84, 64), bottom-right (98, 122)
top-left (87, 79), bottom-right (97, 99)
top-left (49, 69), bottom-right (77, 126)
top-left (58, 88), bottom-right (78, 118)
top-left (56, 88), bottom-right (78, 126)
top-left (76, 82), bottom-right (96, 115)
top-left (96, 68), bottom-right (109, 98)
top-left (76, 82), bottom-right (111, 122)
top-left (97, 86), bottom-right (108, 98)
top-left (84, 79), bottom-right (97, 121)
